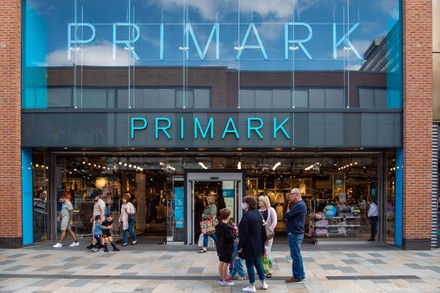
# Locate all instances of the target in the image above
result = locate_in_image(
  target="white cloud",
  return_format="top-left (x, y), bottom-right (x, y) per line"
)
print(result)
top-left (46, 43), bottom-right (136, 67)
top-left (377, 0), bottom-right (399, 19)
top-left (149, 0), bottom-right (321, 21)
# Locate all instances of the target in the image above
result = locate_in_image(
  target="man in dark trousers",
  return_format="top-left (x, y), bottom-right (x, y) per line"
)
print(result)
top-left (284, 188), bottom-right (307, 284)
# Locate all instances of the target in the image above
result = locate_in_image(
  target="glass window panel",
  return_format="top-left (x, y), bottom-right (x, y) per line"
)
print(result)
top-left (194, 89), bottom-right (210, 108)
top-left (134, 89), bottom-right (145, 108)
top-left (47, 87), bottom-right (72, 108)
top-left (255, 90), bottom-right (272, 109)
top-left (309, 89), bottom-right (325, 108)
top-left (273, 90), bottom-right (291, 108)
top-left (158, 89), bottom-right (175, 108)
top-left (107, 89), bottom-right (115, 108)
top-left (325, 89), bottom-right (344, 108)
top-left (117, 89), bottom-right (129, 109)
top-left (293, 90), bottom-right (308, 108)
top-left (240, 90), bottom-right (255, 109)
top-left (359, 88), bottom-right (375, 108)
top-left (82, 88), bottom-right (108, 108)
top-left (176, 90), bottom-right (194, 108)
top-left (143, 89), bottom-right (159, 109)
top-left (375, 89), bottom-right (387, 108)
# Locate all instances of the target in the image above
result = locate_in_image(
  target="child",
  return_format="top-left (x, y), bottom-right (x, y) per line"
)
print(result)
top-left (228, 218), bottom-right (246, 280)
top-left (91, 215), bottom-right (106, 252)
top-left (102, 214), bottom-right (120, 252)
top-left (215, 208), bottom-right (235, 287)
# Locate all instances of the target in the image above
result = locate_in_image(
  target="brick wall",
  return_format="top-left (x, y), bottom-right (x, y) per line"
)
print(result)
top-left (0, 0), bottom-right (22, 248)
top-left (402, 0), bottom-right (433, 249)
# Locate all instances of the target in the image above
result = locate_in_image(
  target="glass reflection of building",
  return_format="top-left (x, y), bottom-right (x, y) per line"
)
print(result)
top-left (20, 0), bottom-right (409, 247)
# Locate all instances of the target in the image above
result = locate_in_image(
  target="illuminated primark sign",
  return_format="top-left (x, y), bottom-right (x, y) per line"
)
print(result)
top-left (67, 21), bottom-right (362, 61)
top-left (130, 116), bottom-right (291, 140)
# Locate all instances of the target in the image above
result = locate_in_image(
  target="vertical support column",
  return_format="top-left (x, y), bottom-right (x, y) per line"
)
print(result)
top-left (402, 0), bottom-right (433, 249)
top-left (0, 0), bottom-right (22, 248)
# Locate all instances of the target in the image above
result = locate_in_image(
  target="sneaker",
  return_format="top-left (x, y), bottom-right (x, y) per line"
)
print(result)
top-left (221, 280), bottom-right (235, 286)
top-left (218, 279), bottom-right (223, 285)
top-left (286, 277), bottom-right (303, 283)
top-left (132, 240), bottom-right (137, 245)
top-left (261, 282), bottom-right (269, 290)
top-left (86, 244), bottom-right (95, 249)
top-left (113, 246), bottom-right (120, 251)
top-left (241, 286), bottom-right (256, 292)
top-left (266, 273), bottom-right (272, 278)
top-left (69, 241), bottom-right (80, 247)
top-left (104, 246), bottom-right (109, 252)
top-left (99, 248), bottom-right (105, 252)
top-left (122, 243), bottom-right (128, 246)
top-left (52, 243), bottom-right (62, 248)
top-left (92, 247), bottom-right (98, 252)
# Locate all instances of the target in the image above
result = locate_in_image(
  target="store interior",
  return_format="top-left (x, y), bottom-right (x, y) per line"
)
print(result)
top-left (31, 151), bottom-right (396, 244)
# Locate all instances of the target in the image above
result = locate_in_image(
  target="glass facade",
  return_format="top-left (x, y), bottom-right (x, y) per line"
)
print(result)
top-left (23, 0), bottom-right (402, 245)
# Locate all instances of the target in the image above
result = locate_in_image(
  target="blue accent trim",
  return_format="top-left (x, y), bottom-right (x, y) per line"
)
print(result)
top-left (395, 148), bottom-right (403, 246)
top-left (22, 148), bottom-right (33, 245)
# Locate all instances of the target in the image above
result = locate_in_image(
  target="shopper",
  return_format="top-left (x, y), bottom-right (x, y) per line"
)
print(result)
top-left (198, 195), bottom-right (218, 253)
top-left (101, 214), bottom-right (120, 251)
top-left (258, 195), bottom-right (277, 278)
top-left (228, 218), bottom-right (246, 281)
top-left (119, 194), bottom-right (137, 246)
top-left (284, 188), bottom-right (307, 283)
top-left (215, 208), bottom-right (236, 286)
top-left (238, 195), bottom-right (268, 292)
top-left (53, 193), bottom-right (79, 248)
top-left (91, 215), bottom-right (105, 252)
top-left (86, 191), bottom-right (106, 249)
top-left (368, 199), bottom-right (379, 241)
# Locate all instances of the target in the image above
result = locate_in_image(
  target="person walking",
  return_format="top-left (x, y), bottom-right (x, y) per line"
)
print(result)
top-left (53, 193), bottom-right (79, 248)
top-left (368, 199), bottom-right (379, 241)
top-left (238, 195), bottom-right (268, 292)
top-left (258, 195), bottom-right (277, 278)
top-left (86, 191), bottom-right (106, 249)
top-left (198, 195), bottom-right (218, 253)
top-left (119, 194), bottom-right (137, 246)
top-left (284, 188), bottom-right (307, 283)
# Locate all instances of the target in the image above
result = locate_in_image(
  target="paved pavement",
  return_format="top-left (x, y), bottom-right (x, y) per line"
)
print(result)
top-left (0, 239), bottom-right (439, 293)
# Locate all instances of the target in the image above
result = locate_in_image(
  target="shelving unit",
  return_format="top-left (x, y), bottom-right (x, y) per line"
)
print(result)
top-left (309, 213), bottom-right (361, 240)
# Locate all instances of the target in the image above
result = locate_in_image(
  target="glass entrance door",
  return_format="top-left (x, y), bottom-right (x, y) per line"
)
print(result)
top-left (183, 171), bottom-right (245, 245)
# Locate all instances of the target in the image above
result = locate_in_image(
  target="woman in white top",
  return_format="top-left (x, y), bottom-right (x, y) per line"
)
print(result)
top-left (119, 194), bottom-right (137, 246)
top-left (258, 195), bottom-right (277, 278)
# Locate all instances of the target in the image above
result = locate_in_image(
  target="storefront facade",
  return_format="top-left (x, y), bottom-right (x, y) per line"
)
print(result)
top-left (0, 0), bottom-right (433, 249)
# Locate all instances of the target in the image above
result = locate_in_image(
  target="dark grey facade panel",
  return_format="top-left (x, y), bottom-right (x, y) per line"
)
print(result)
top-left (21, 112), bottom-right (402, 148)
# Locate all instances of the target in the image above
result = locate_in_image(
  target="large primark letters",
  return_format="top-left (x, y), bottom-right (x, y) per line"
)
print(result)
top-left (67, 21), bottom-right (362, 61)
top-left (130, 117), bottom-right (292, 140)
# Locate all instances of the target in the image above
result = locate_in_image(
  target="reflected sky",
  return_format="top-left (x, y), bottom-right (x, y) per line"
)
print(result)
top-left (26, 0), bottom-right (400, 70)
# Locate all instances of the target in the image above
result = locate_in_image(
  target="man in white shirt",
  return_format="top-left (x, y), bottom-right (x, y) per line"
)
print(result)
top-left (367, 199), bottom-right (379, 241)
top-left (86, 192), bottom-right (106, 249)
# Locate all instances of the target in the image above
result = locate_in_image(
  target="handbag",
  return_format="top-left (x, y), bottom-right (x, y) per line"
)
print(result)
top-left (262, 217), bottom-right (275, 240)
top-left (201, 216), bottom-right (217, 234)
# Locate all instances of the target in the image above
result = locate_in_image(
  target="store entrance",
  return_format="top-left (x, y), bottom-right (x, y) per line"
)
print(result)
top-left (184, 170), bottom-right (245, 245)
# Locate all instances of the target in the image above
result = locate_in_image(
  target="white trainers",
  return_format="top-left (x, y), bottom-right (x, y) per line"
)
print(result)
top-left (261, 282), bottom-right (269, 290)
top-left (52, 243), bottom-right (62, 248)
top-left (241, 286), bottom-right (256, 292)
top-left (220, 280), bottom-right (235, 286)
top-left (69, 242), bottom-right (79, 247)
top-left (132, 240), bottom-right (137, 245)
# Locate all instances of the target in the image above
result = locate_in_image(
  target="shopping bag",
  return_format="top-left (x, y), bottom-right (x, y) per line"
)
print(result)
top-left (197, 233), bottom-right (215, 247)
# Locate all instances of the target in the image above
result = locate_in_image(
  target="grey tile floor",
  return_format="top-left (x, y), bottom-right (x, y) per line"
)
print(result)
top-left (0, 240), bottom-right (439, 292)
